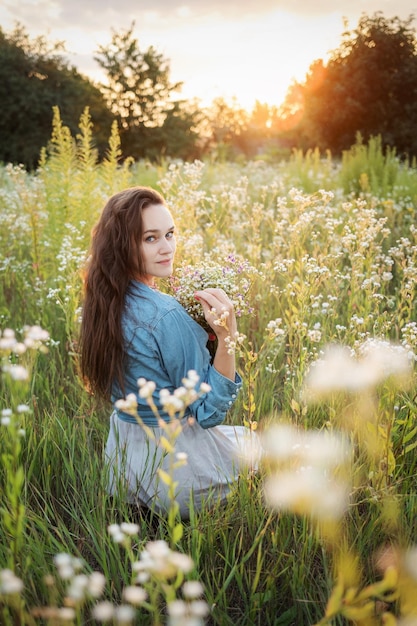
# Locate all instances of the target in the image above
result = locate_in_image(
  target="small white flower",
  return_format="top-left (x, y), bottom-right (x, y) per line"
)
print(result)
top-left (168, 599), bottom-right (187, 617)
top-left (6, 364), bottom-right (29, 381)
top-left (24, 325), bottom-right (49, 343)
top-left (67, 574), bottom-right (89, 600)
top-left (160, 394), bottom-right (184, 413)
top-left (174, 386), bottom-right (187, 398)
top-left (57, 607), bottom-right (76, 621)
top-left (120, 522), bottom-right (140, 536)
top-left (0, 331), bottom-right (17, 351)
top-left (115, 394), bottom-right (138, 414)
top-left (57, 565), bottom-right (74, 580)
top-left (107, 524), bottom-right (125, 544)
top-left (92, 600), bottom-right (115, 621)
top-left (13, 343), bottom-right (27, 355)
top-left (182, 580), bottom-right (204, 599)
top-left (16, 404), bottom-right (30, 413)
top-left (135, 571), bottom-right (150, 584)
top-left (54, 553), bottom-right (73, 568)
top-left (182, 370), bottom-right (199, 388)
top-left (138, 381), bottom-right (156, 399)
top-left (168, 552), bottom-right (194, 574)
top-left (0, 569), bottom-right (24, 594)
top-left (114, 604), bottom-right (136, 624)
top-left (88, 571), bottom-right (106, 597)
top-left (307, 329), bottom-right (322, 343)
top-left (146, 540), bottom-right (171, 559)
top-left (122, 585), bottom-right (147, 605)
top-left (189, 599), bottom-right (210, 617)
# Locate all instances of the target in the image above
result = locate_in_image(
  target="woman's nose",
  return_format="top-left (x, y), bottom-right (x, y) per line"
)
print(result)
top-left (160, 237), bottom-right (173, 253)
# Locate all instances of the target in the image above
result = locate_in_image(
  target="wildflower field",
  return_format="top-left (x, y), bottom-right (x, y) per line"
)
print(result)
top-left (1, 109), bottom-right (417, 625)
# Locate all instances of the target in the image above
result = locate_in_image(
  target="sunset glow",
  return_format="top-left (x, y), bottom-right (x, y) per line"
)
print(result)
top-left (1, 1), bottom-right (415, 110)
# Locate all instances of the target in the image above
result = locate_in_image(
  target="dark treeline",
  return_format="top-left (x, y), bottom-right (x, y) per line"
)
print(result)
top-left (2, 12), bottom-right (417, 170)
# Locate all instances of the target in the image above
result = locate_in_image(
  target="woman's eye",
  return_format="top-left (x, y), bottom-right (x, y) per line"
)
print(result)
top-left (166, 231), bottom-right (174, 239)
top-left (145, 236), bottom-right (156, 242)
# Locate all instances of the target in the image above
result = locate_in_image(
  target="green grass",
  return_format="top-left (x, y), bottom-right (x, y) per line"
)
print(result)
top-left (1, 109), bottom-right (417, 624)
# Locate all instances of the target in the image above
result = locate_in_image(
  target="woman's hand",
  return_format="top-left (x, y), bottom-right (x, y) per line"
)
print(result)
top-left (194, 288), bottom-right (237, 382)
top-left (194, 288), bottom-right (237, 340)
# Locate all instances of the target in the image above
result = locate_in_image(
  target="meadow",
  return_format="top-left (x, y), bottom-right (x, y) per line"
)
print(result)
top-left (1, 108), bottom-right (417, 625)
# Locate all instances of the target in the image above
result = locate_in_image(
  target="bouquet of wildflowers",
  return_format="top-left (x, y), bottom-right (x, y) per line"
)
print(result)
top-left (168, 253), bottom-right (258, 332)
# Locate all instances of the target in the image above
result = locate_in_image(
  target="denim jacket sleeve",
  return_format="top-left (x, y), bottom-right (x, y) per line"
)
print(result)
top-left (155, 305), bottom-right (243, 429)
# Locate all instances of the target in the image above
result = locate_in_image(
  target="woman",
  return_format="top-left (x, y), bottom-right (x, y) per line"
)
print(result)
top-left (79, 186), bottom-right (251, 518)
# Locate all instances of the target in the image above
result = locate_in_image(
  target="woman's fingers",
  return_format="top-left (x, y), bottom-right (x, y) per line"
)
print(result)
top-left (194, 288), bottom-right (233, 310)
top-left (194, 288), bottom-right (237, 335)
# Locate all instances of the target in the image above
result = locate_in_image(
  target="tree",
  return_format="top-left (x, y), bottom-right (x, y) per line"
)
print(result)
top-left (242, 101), bottom-right (283, 159)
top-left (146, 101), bottom-right (203, 161)
top-left (94, 22), bottom-right (199, 160)
top-left (282, 13), bottom-right (417, 158)
top-left (0, 24), bottom-right (114, 169)
top-left (201, 97), bottom-right (250, 160)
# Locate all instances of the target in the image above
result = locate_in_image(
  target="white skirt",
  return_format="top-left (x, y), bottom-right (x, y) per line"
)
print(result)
top-left (105, 412), bottom-right (260, 518)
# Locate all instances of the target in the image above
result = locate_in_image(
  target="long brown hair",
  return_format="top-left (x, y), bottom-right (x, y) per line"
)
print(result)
top-left (79, 186), bottom-right (165, 401)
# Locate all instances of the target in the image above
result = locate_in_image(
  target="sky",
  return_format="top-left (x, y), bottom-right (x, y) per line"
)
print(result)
top-left (1, 0), bottom-right (417, 110)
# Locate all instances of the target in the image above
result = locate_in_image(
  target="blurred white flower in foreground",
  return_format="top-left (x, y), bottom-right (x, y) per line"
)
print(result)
top-left (233, 429), bottom-right (263, 469)
top-left (303, 339), bottom-right (413, 401)
top-left (168, 597), bottom-right (209, 626)
top-left (261, 424), bottom-right (352, 521)
top-left (262, 424), bottom-right (351, 468)
top-left (0, 569), bottom-right (24, 594)
top-left (132, 540), bottom-right (194, 582)
top-left (264, 468), bottom-right (349, 521)
top-left (2, 364), bottom-right (29, 381)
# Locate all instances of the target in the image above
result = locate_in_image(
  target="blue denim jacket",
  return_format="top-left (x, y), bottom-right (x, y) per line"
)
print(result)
top-left (112, 281), bottom-right (242, 428)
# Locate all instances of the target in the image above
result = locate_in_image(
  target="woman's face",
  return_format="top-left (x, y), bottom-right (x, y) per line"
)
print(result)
top-left (139, 203), bottom-right (176, 284)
